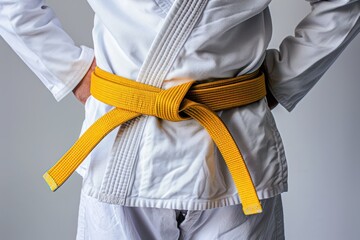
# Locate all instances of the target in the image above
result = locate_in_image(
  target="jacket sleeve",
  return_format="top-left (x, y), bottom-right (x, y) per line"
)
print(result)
top-left (0, 0), bottom-right (94, 101)
top-left (264, 0), bottom-right (360, 111)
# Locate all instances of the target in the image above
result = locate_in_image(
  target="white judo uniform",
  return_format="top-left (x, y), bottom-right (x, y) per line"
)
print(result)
top-left (0, 0), bottom-right (359, 239)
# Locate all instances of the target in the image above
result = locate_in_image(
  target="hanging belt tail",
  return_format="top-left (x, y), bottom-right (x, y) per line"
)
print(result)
top-left (43, 67), bottom-right (267, 215)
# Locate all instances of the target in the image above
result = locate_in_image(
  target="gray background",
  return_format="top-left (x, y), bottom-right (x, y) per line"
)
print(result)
top-left (1, 0), bottom-right (359, 239)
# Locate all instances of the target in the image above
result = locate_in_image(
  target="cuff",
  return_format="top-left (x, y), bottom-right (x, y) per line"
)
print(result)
top-left (52, 46), bottom-right (95, 101)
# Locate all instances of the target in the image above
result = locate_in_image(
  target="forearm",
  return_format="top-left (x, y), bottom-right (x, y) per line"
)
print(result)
top-left (0, 0), bottom-right (94, 101)
top-left (264, 0), bottom-right (360, 111)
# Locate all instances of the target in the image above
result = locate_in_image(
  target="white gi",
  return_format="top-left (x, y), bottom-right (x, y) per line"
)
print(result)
top-left (0, 0), bottom-right (359, 239)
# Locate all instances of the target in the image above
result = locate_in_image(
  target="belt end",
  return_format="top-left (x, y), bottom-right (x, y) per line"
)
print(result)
top-left (243, 204), bottom-right (263, 215)
top-left (43, 172), bottom-right (58, 192)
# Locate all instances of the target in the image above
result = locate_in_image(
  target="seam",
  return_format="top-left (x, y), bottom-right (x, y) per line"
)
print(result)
top-left (146, 2), bottom-right (188, 85)
top-left (153, 0), bottom-right (172, 17)
top-left (264, 98), bottom-right (286, 183)
top-left (100, 0), bottom-right (209, 200)
top-left (1, 5), bottom-right (92, 100)
top-left (140, 1), bottom-right (187, 86)
top-left (114, 118), bottom-right (145, 198)
top-left (155, 0), bottom-right (205, 85)
top-left (54, 47), bottom-right (94, 101)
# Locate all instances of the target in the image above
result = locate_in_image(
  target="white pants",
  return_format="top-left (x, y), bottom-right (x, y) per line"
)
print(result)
top-left (76, 192), bottom-right (284, 240)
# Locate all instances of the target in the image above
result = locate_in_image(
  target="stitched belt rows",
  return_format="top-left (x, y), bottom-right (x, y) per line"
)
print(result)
top-left (43, 67), bottom-right (266, 215)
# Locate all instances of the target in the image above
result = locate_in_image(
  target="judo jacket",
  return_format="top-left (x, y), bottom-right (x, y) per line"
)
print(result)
top-left (0, 0), bottom-right (359, 210)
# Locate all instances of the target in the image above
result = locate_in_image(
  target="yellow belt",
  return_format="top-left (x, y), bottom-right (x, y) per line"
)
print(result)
top-left (43, 67), bottom-right (267, 215)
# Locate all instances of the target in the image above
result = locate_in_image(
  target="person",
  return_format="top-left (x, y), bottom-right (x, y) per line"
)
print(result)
top-left (0, 0), bottom-right (359, 239)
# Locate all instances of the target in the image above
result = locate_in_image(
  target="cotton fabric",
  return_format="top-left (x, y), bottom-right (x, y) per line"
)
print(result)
top-left (76, 191), bottom-right (284, 240)
top-left (0, 0), bottom-right (359, 211)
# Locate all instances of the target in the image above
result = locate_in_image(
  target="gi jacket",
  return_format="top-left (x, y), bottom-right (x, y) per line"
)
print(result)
top-left (0, 0), bottom-right (359, 210)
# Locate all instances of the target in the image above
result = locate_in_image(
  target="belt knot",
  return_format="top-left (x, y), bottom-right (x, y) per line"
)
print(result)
top-left (154, 81), bottom-right (194, 121)
top-left (43, 67), bottom-right (266, 215)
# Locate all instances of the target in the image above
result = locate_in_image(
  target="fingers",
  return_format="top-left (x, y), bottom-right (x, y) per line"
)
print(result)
top-left (73, 58), bottom-right (96, 104)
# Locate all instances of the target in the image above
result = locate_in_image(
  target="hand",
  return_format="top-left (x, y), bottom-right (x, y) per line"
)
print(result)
top-left (266, 86), bottom-right (278, 110)
top-left (261, 63), bottom-right (278, 110)
top-left (73, 58), bottom-right (96, 104)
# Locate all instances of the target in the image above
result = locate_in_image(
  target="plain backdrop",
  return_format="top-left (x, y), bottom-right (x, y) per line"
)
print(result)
top-left (1, 1), bottom-right (359, 239)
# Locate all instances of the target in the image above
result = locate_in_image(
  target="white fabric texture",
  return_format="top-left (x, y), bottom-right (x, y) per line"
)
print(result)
top-left (0, 0), bottom-right (94, 101)
top-left (0, 0), bottom-right (359, 211)
top-left (76, 191), bottom-right (284, 240)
